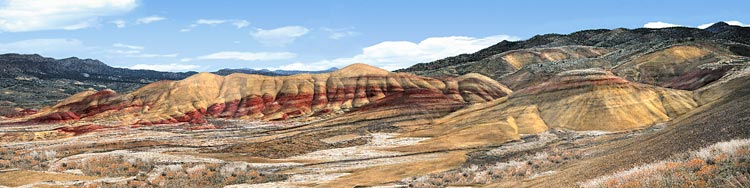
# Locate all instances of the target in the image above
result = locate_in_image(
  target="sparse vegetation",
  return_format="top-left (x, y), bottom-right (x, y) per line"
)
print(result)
top-left (0, 148), bottom-right (58, 170)
top-left (138, 163), bottom-right (282, 188)
top-left (403, 147), bottom-right (583, 187)
top-left (63, 155), bottom-right (155, 177)
top-left (580, 139), bottom-right (750, 188)
top-left (58, 155), bottom-right (285, 188)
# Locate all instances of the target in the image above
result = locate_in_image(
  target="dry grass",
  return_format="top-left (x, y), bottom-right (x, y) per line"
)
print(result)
top-left (131, 163), bottom-right (277, 188)
top-left (185, 152), bottom-right (317, 164)
top-left (56, 155), bottom-right (286, 188)
top-left (321, 151), bottom-right (467, 188)
top-left (320, 134), bottom-right (361, 144)
top-left (393, 122), bottom-right (519, 153)
top-left (0, 148), bottom-right (59, 171)
top-left (580, 139), bottom-right (750, 188)
top-left (0, 130), bottom-right (72, 142)
top-left (0, 170), bottom-right (98, 187)
top-left (403, 147), bottom-right (583, 187)
top-left (62, 155), bottom-right (156, 177)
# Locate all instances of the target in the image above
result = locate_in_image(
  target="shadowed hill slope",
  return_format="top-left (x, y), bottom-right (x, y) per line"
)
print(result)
top-left (404, 68), bottom-right (697, 136)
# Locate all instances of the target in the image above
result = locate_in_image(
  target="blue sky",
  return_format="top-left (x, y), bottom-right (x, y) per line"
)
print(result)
top-left (0, 0), bottom-right (748, 72)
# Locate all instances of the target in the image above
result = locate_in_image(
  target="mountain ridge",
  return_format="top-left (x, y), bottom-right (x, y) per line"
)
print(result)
top-left (396, 24), bottom-right (750, 79)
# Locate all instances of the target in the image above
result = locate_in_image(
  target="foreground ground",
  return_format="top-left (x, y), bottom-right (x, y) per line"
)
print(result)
top-left (2, 94), bottom-right (748, 188)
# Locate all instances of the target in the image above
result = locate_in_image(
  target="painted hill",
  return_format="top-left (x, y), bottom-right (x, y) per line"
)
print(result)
top-left (507, 69), bottom-right (696, 131)
top-left (14, 63), bottom-right (511, 125)
top-left (398, 23), bottom-right (750, 94)
top-left (403, 68), bottom-right (697, 144)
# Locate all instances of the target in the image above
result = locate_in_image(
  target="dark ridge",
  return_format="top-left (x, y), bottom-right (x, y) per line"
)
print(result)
top-left (0, 54), bottom-right (338, 109)
top-left (396, 22), bottom-right (750, 73)
top-left (214, 67), bottom-right (340, 76)
top-left (704, 21), bottom-right (731, 33)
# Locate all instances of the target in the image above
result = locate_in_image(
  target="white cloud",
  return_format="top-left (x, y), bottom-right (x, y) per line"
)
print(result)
top-left (180, 19), bottom-right (250, 32)
top-left (251, 26), bottom-right (309, 46)
top-left (113, 43), bottom-right (143, 50)
top-left (110, 19), bottom-right (126, 28)
top-left (135, 15), bottom-right (165, 24)
top-left (269, 35), bottom-right (521, 71)
top-left (0, 38), bottom-right (91, 57)
top-left (180, 58), bottom-right (192, 62)
top-left (131, 53), bottom-right (178, 58)
top-left (129, 63), bottom-right (199, 72)
top-left (197, 51), bottom-right (297, 61)
top-left (643, 21), bottom-right (683, 28)
top-left (231, 20), bottom-right (250, 28)
top-left (109, 50), bottom-right (177, 58)
top-left (196, 19), bottom-right (227, 25)
top-left (111, 49), bottom-right (139, 54)
top-left (322, 27), bottom-right (360, 40)
top-left (0, 0), bottom-right (138, 32)
top-left (110, 42), bottom-right (176, 58)
top-left (697, 20), bottom-right (750, 29)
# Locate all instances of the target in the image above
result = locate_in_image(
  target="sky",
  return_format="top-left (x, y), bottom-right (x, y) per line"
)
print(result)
top-left (0, 0), bottom-right (748, 72)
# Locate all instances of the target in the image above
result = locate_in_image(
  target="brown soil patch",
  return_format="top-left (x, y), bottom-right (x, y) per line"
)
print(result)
top-left (183, 152), bottom-right (318, 164)
top-left (0, 170), bottom-right (98, 187)
top-left (321, 151), bottom-right (468, 188)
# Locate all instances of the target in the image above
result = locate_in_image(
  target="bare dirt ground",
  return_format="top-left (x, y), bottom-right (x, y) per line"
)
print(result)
top-left (0, 116), bottom-right (667, 188)
top-left (1, 85), bottom-right (748, 188)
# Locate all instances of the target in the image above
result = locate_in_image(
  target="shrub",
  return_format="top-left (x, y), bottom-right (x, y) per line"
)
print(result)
top-left (579, 139), bottom-right (750, 188)
top-left (403, 147), bottom-right (583, 186)
top-left (63, 155), bottom-right (156, 177)
top-left (0, 149), bottom-right (58, 170)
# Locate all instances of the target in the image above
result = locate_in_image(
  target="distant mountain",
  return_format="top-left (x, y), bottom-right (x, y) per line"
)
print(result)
top-left (396, 22), bottom-right (750, 85)
top-left (0, 54), bottom-right (198, 110)
top-left (214, 67), bottom-right (339, 76)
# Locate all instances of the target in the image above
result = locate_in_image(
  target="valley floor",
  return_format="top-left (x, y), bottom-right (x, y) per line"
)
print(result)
top-left (2, 108), bottom-right (747, 188)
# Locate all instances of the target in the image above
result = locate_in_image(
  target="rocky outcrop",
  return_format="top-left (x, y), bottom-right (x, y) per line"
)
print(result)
top-left (17, 64), bottom-right (511, 125)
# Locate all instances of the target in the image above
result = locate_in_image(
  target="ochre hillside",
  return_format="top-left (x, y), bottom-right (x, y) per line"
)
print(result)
top-left (412, 68), bottom-right (698, 134)
top-left (508, 68), bottom-right (697, 131)
top-left (18, 63), bottom-right (511, 125)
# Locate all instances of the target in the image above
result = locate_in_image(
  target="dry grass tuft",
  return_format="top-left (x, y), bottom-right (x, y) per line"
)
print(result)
top-left (579, 139), bottom-right (750, 188)
top-left (403, 147), bottom-right (583, 187)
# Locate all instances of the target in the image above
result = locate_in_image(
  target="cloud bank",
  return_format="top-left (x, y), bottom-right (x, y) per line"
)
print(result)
top-left (251, 26), bottom-right (310, 46)
top-left (271, 35), bottom-right (521, 71)
top-left (0, 0), bottom-right (138, 32)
